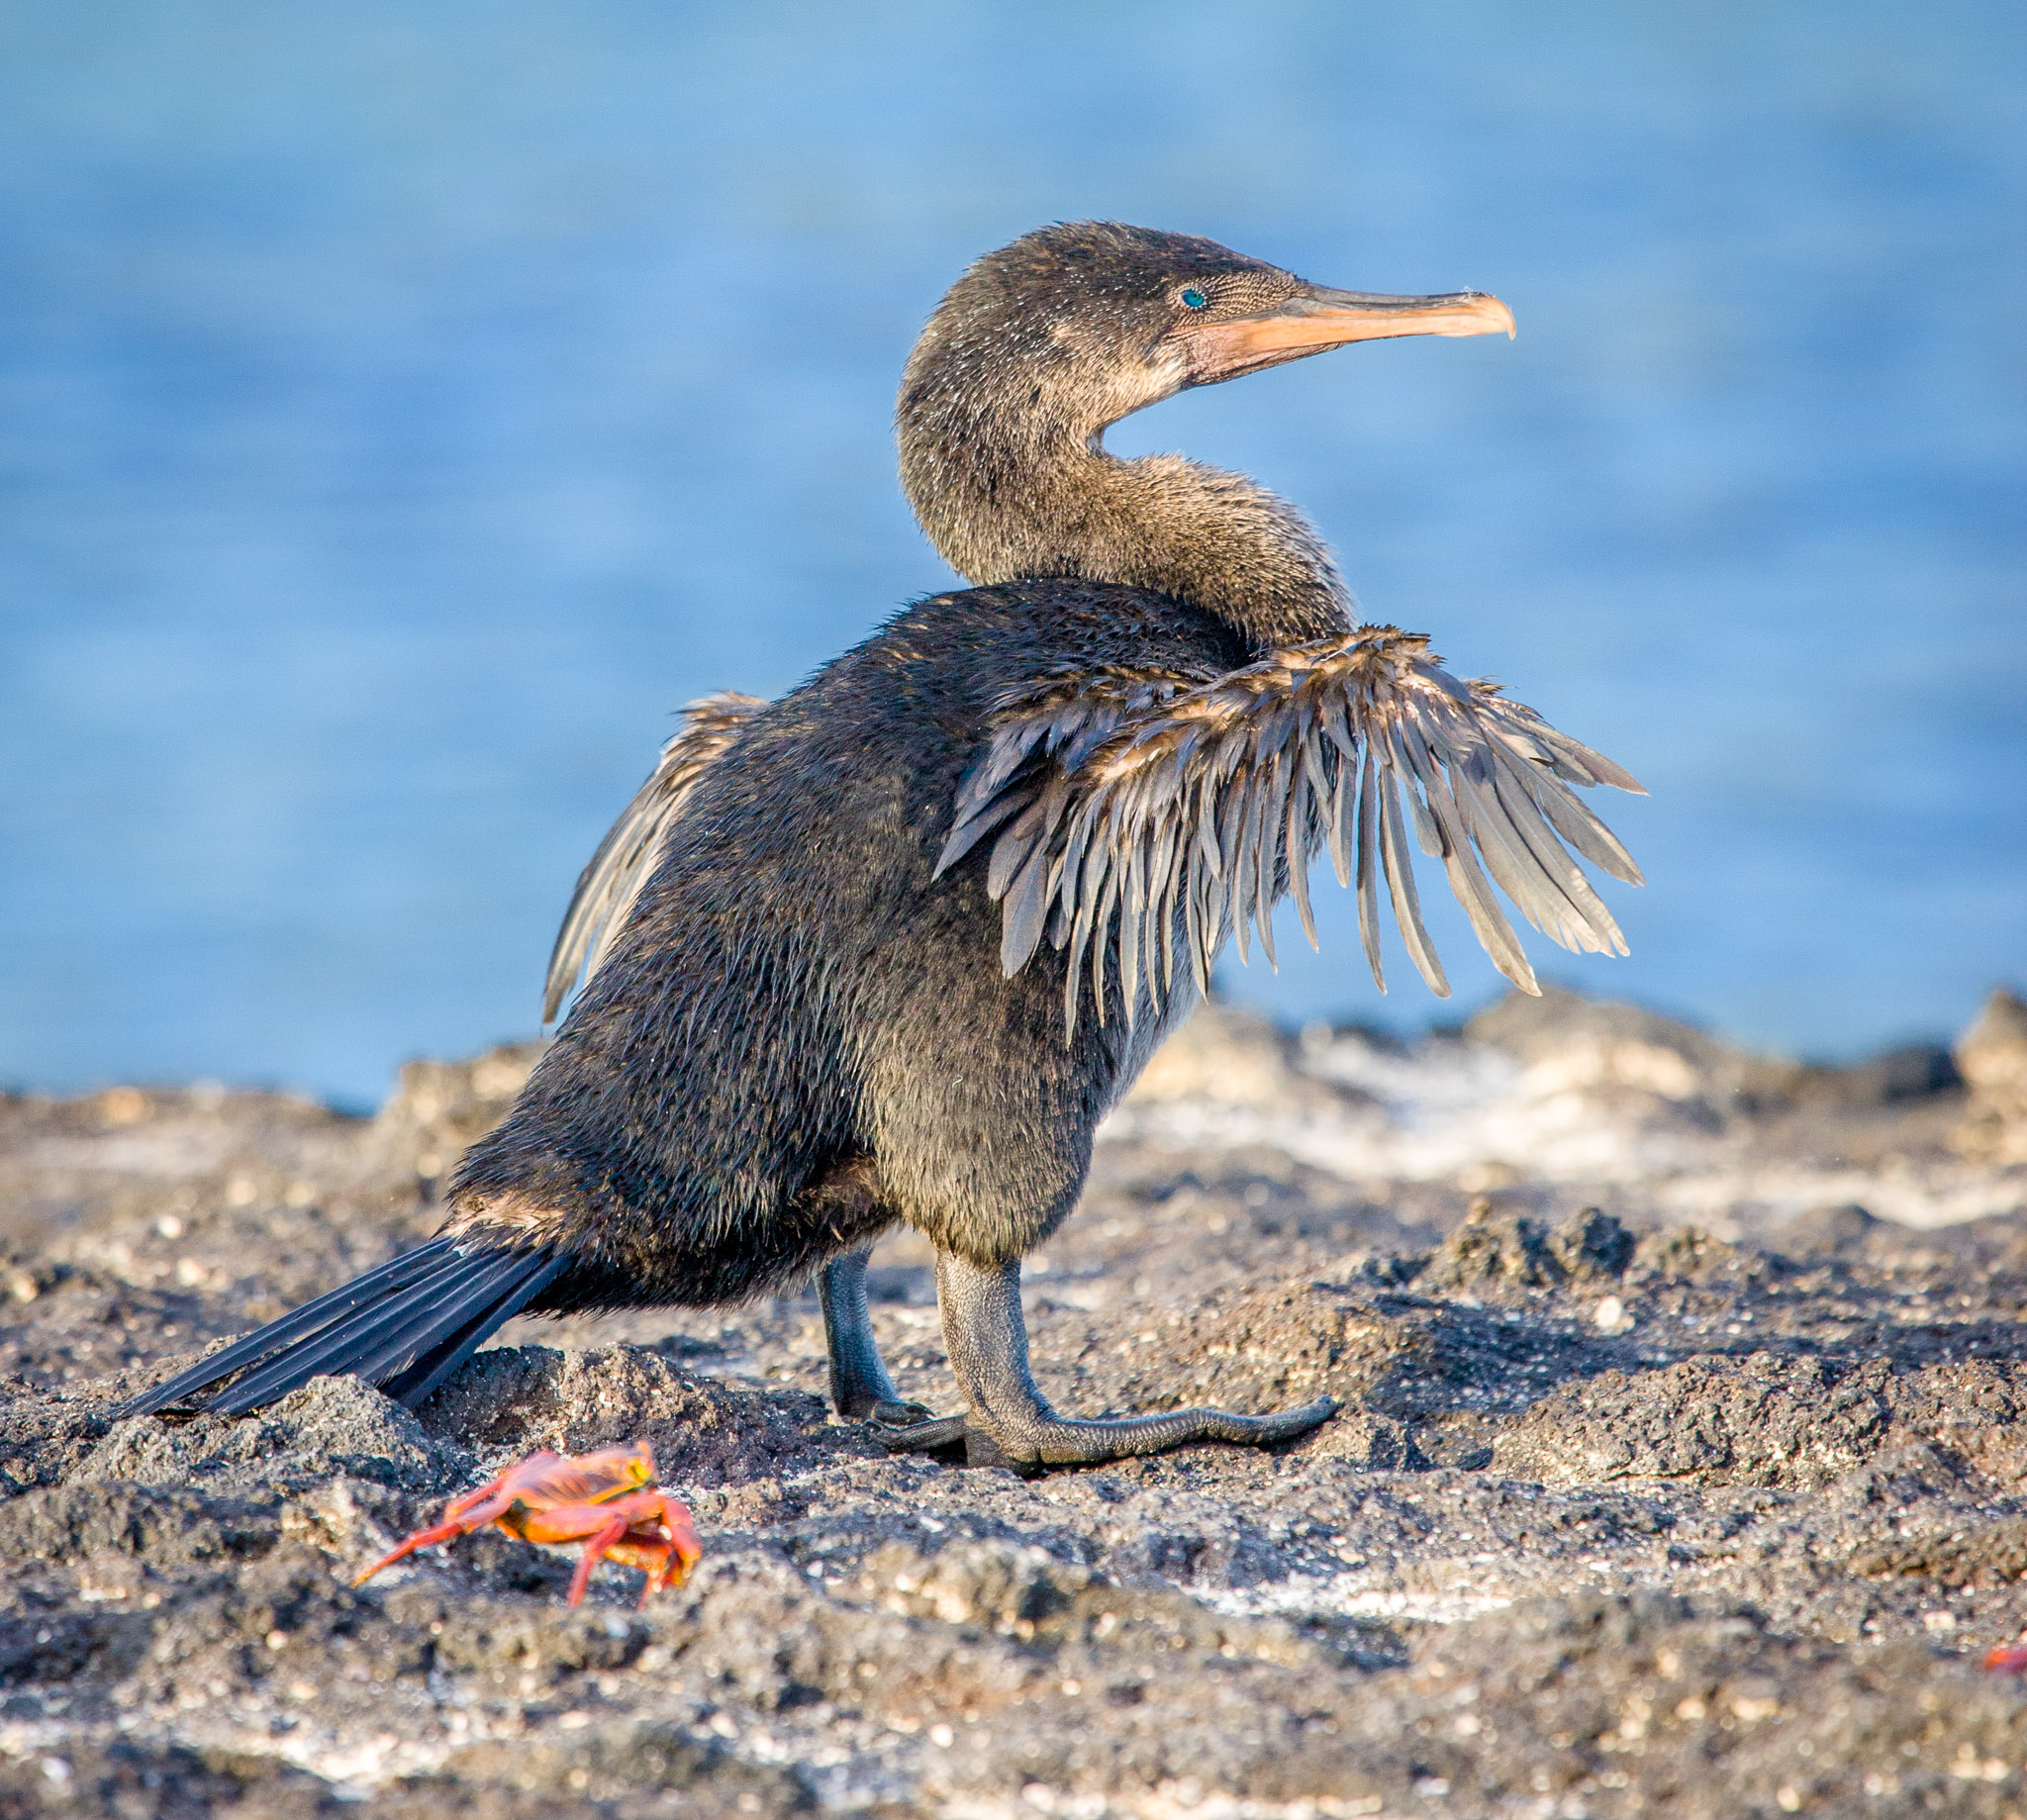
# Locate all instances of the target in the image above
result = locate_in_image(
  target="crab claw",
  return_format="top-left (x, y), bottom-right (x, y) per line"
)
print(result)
top-left (558, 1496), bottom-right (704, 1607)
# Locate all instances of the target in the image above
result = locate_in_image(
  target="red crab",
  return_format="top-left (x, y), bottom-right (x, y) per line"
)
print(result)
top-left (353, 1440), bottom-right (701, 1606)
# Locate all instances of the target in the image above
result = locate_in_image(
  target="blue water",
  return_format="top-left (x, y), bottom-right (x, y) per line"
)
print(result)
top-left (2, 3), bottom-right (2022, 1104)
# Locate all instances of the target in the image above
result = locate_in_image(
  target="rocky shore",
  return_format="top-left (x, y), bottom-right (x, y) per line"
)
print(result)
top-left (4, 988), bottom-right (2027, 1817)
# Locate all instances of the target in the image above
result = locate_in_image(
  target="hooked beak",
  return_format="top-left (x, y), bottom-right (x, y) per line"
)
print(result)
top-left (1177, 284), bottom-right (1516, 386)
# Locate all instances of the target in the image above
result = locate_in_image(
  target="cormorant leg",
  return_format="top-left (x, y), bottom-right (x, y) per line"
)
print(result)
top-left (887, 1250), bottom-right (1336, 1472)
top-left (819, 1249), bottom-right (933, 1424)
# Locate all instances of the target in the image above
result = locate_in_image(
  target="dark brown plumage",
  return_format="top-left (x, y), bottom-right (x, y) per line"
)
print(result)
top-left (123, 223), bottom-right (1641, 1470)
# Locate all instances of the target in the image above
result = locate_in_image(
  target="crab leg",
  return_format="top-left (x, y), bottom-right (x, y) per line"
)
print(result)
top-left (351, 1491), bottom-right (519, 1586)
top-left (512, 1492), bottom-right (680, 1604)
top-left (565, 1513), bottom-right (639, 1607)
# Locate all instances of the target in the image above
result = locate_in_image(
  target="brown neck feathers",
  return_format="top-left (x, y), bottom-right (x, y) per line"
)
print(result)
top-left (897, 347), bottom-right (1353, 651)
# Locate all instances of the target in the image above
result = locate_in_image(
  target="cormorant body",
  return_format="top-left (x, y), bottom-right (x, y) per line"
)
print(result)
top-left (460, 582), bottom-right (1245, 1307)
top-left (126, 223), bottom-right (1642, 1468)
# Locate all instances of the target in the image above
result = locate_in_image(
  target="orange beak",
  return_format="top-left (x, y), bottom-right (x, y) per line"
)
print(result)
top-left (1178, 285), bottom-right (1515, 385)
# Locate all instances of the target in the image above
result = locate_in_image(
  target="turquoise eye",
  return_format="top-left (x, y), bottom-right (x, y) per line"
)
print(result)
top-left (1180, 288), bottom-right (1207, 310)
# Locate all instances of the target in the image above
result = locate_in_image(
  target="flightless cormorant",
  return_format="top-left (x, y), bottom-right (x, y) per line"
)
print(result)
top-left (125, 224), bottom-right (1643, 1470)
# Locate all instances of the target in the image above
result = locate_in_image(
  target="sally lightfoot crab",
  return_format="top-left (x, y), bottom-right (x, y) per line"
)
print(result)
top-left (354, 1440), bottom-right (702, 1606)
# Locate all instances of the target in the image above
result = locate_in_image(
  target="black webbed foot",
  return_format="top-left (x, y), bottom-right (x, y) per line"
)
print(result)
top-left (869, 1397), bottom-right (940, 1428)
top-left (877, 1401), bottom-right (1334, 1475)
top-left (924, 1249), bottom-right (1338, 1472)
top-left (875, 1411), bottom-right (1047, 1475)
top-left (876, 1411), bottom-right (976, 1465)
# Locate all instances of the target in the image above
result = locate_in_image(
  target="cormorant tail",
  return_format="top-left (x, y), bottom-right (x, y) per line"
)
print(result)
top-left (117, 1238), bottom-right (567, 1419)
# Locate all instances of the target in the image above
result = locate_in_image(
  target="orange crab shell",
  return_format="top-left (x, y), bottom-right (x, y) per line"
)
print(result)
top-left (352, 1439), bottom-right (702, 1606)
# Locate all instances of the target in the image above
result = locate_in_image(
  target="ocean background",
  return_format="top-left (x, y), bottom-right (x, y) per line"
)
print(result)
top-left (1, 1), bottom-right (2021, 1106)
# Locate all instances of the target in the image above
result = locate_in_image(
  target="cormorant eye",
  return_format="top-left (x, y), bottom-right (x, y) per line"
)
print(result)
top-left (1180, 288), bottom-right (1207, 310)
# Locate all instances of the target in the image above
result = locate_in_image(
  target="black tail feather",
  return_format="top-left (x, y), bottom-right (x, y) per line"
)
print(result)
top-left (340, 1253), bottom-right (537, 1386)
top-left (377, 1263), bottom-right (563, 1409)
top-left (118, 1240), bottom-right (567, 1419)
top-left (200, 1249), bottom-right (518, 1416)
top-left (118, 1241), bottom-right (468, 1417)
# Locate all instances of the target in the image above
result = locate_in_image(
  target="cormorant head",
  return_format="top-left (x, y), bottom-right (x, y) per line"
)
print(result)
top-left (896, 223), bottom-right (1514, 643)
top-left (901, 221), bottom-right (1514, 447)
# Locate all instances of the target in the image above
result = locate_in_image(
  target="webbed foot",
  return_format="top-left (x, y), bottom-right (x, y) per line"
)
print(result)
top-left (877, 1399), bottom-right (1334, 1475)
top-left (876, 1411), bottom-right (975, 1464)
top-left (916, 1249), bottom-right (1337, 1473)
top-left (869, 1397), bottom-right (940, 1427)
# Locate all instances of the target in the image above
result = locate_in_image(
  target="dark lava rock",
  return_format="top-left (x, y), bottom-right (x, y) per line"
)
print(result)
top-left (1494, 1352), bottom-right (1897, 1488)
top-left (1419, 1202), bottom-right (1634, 1295)
top-left (5, 1006), bottom-right (2027, 1814)
top-left (76, 1375), bottom-right (466, 1498)
top-left (0, 1738), bottom-right (342, 1819)
top-left (420, 1344), bottom-right (840, 1487)
top-left (0, 1482), bottom-right (280, 1569)
top-left (1780, 1200), bottom-right (1882, 1257)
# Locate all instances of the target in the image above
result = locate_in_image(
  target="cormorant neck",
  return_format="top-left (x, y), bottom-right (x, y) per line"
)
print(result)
top-left (897, 388), bottom-right (1354, 651)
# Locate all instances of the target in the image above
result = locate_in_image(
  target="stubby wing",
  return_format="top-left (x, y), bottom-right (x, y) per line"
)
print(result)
top-left (936, 662), bottom-right (1221, 978)
top-left (542, 691), bottom-right (766, 1021)
top-left (940, 629), bottom-right (1643, 1034)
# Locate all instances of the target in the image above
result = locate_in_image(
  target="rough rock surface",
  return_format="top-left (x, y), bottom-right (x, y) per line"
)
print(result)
top-left (4, 989), bottom-right (2027, 1817)
top-left (1957, 991), bottom-right (2027, 1168)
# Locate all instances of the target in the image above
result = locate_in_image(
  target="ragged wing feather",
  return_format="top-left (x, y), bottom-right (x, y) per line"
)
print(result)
top-left (946, 628), bottom-right (1644, 1034)
top-left (542, 692), bottom-right (766, 1021)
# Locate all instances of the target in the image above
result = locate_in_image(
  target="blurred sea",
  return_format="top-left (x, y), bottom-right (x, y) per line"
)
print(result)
top-left (1, 2), bottom-right (2022, 1105)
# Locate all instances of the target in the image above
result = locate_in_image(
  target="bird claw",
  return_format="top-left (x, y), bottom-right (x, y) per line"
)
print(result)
top-left (353, 1440), bottom-right (702, 1605)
